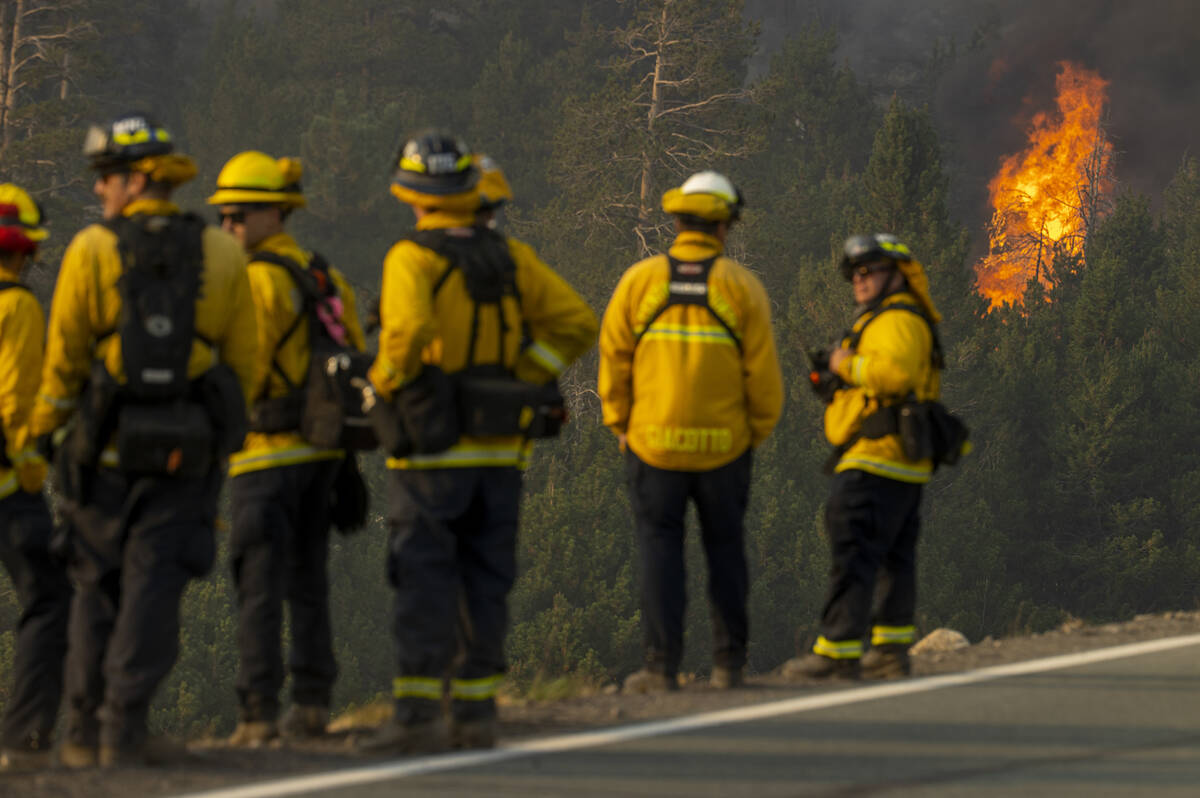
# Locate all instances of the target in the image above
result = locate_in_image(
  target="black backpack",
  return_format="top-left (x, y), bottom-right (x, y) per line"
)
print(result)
top-left (97, 213), bottom-right (227, 477)
top-left (410, 228), bottom-right (565, 440)
top-left (249, 251), bottom-right (376, 451)
top-left (368, 228), bottom-right (565, 458)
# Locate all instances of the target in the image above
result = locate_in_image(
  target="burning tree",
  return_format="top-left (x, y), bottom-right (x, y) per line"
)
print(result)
top-left (974, 62), bottom-right (1115, 311)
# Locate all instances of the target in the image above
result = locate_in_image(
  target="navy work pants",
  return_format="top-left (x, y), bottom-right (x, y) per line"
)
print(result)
top-left (625, 449), bottom-right (753, 678)
top-left (230, 459), bottom-right (341, 720)
top-left (62, 467), bottom-right (219, 749)
top-left (0, 491), bottom-right (71, 750)
top-left (817, 469), bottom-right (923, 644)
top-left (386, 467), bottom-right (520, 724)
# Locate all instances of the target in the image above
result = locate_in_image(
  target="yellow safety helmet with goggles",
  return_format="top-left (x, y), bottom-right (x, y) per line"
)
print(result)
top-left (0, 183), bottom-right (49, 252)
top-left (389, 130), bottom-right (480, 213)
top-left (83, 112), bottom-right (197, 185)
top-left (839, 233), bottom-right (941, 323)
top-left (207, 151), bottom-right (306, 209)
top-left (661, 170), bottom-right (744, 223)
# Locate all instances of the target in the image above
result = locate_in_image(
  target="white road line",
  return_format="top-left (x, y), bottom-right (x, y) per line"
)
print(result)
top-left (173, 632), bottom-right (1200, 798)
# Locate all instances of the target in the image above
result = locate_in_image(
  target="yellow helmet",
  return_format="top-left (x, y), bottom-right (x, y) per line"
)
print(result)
top-left (0, 183), bottom-right (49, 252)
top-left (207, 150), bottom-right (306, 208)
top-left (474, 154), bottom-right (513, 211)
top-left (661, 170), bottom-right (744, 223)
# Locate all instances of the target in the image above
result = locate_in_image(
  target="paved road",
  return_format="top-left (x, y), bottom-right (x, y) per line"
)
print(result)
top-left (181, 635), bottom-right (1200, 798)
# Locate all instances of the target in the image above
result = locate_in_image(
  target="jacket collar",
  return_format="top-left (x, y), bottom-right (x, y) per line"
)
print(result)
top-left (122, 198), bottom-right (180, 217)
top-left (253, 231), bottom-right (300, 254)
top-left (416, 210), bottom-right (477, 231)
top-left (668, 230), bottom-right (724, 260)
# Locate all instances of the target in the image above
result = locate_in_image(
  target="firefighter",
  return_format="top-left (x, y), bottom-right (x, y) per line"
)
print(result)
top-left (207, 151), bottom-right (366, 745)
top-left (782, 234), bottom-right (943, 681)
top-left (0, 184), bottom-right (71, 771)
top-left (598, 171), bottom-right (784, 692)
top-left (364, 131), bottom-right (596, 752)
top-left (30, 113), bottom-right (257, 767)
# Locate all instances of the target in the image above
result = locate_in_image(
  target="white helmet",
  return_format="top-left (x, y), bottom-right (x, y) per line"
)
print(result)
top-left (680, 171), bottom-right (739, 204)
top-left (662, 170), bottom-right (744, 222)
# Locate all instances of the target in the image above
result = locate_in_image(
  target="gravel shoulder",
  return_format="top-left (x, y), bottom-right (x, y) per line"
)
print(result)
top-left (6, 610), bottom-right (1199, 798)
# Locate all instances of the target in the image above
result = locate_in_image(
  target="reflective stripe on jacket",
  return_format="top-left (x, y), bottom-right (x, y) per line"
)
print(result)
top-left (229, 232), bottom-right (365, 477)
top-left (31, 199), bottom-right (258, 442)
top-left (369, 211), bottom-right (597, 470)
top-left (0, 266), bottom-right (45, 495)
top-left (599, 231), bottom-right (783, 472)
top-left (824, 291), bottom-right (940, 484)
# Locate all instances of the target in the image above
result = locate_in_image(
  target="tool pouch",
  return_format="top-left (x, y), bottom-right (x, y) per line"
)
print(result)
top-left (369, 365), bottom-right (459, 458)
top-left (455, 376), bottom-right (566, 439)
top-left (115, 401), bottom-right (214, 478)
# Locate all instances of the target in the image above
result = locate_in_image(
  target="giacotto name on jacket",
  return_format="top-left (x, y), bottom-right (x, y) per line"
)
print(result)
top-left (643, 425), bottom-right (733, 454)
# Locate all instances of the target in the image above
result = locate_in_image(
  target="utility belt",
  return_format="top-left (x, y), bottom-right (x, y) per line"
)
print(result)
top-left (367, 365), bottom-right (566, 459)
top-left (825, 395), bottom-right (969, 473)
top-left (66, 360), bottom-right (246, 479)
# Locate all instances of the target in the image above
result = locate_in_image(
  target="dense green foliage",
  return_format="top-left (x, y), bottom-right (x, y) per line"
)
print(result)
top-left (1, 1), bottom-right (1197, 737)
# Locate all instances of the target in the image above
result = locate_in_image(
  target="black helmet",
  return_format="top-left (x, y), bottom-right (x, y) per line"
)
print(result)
top-left (391, 130), bottom-right (479, 196)
top-left (84, 112), bottom-right (174, 174)
top-left (839, 233), bottom-right (913, 280)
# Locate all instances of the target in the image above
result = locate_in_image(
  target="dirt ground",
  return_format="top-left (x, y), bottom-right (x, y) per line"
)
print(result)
top-left (4, 610), bottom-right (1199, 798)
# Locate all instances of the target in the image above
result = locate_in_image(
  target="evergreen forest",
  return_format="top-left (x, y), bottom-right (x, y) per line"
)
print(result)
top-left (2, 0), bottom-right (1199, 739)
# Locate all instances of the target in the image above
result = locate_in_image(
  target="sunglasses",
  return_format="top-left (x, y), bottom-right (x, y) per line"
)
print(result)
top-left (842, 261), bottom-right (894, 281)
top-left (217, 209), bottom-right (248, 225)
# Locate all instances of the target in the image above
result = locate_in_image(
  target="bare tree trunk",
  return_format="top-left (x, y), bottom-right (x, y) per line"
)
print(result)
top-left (0, 0), bottom-right (20, 154)
top-left (635, 5), bottom-right (668, 255)
top-left (59, 36), bottom-right (69, 99)
top-left (1, 0), bottom-right (26, 155)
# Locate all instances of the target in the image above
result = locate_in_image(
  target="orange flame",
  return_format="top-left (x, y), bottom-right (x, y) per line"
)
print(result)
top-left (975, 62), bottom-right (1114, 311)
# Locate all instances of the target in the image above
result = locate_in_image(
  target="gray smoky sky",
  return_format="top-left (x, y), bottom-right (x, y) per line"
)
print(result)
top-left (748, 0), bottom-right (1200, 227)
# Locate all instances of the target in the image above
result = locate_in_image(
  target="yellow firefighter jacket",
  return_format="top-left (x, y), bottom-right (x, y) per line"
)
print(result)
top-left (0, 266), bottom-right (47, 499)
top-left (825, 291), bottom-right (940, 484)
top-left (598, 231), bottom-right (784, 472)
top-left (368, 210), bottom-right (598, 470)
top-left (228, 232), bottom-right (365, 476)
top-left (31, 199), bottom-right (258, 462)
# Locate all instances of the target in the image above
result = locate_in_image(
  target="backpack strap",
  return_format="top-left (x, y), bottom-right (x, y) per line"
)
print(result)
top-left (249, 249), bottom-right (327, 395)
top-left (632, 255), bottom-right (741, 353)
top-left (844, 301), bottom-right (944, 368)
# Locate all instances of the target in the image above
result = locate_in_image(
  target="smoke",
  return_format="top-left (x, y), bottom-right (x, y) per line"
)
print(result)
top-left (747, 0), bottom-right (1200, 229)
